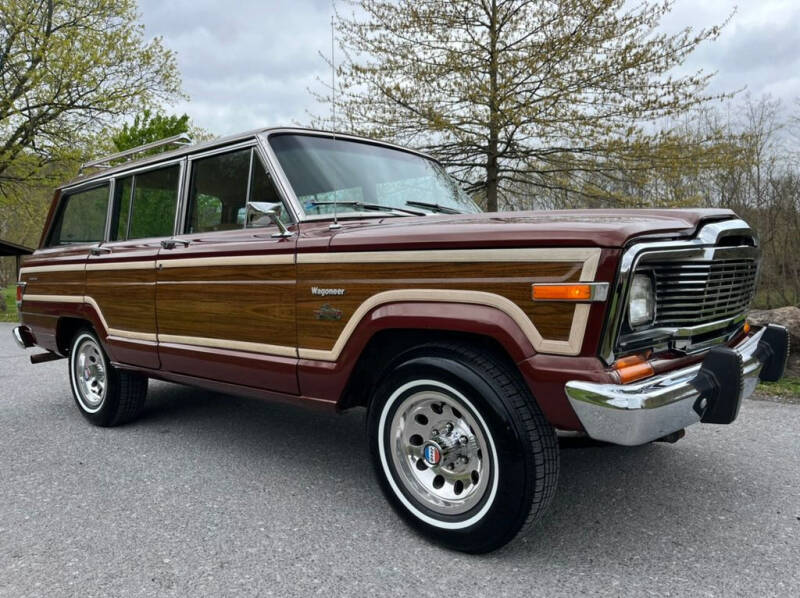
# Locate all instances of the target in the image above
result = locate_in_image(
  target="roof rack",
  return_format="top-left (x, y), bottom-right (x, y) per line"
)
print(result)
top-left (79, 133), bottom-right (194, 173)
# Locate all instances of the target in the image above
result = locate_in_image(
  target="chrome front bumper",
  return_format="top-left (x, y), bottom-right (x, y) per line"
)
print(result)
top-left (565, 325), bottom-right (789, 446)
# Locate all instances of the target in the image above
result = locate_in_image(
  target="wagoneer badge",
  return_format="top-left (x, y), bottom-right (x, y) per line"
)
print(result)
top-left (311, 286), bottom-right (346, 297)
top-left (314, 303), bottom-right (343, 321)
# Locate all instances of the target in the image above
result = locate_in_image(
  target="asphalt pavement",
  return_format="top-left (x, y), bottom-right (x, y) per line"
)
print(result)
top-left (1, 322), bottom-right (798, 597)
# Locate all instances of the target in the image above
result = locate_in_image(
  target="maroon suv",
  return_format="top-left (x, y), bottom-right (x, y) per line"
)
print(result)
top-left (12, 128), bottom-right (789, 552)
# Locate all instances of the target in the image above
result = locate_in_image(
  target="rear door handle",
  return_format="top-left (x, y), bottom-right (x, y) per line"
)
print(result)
top-left (89, 247), bottom-right (112, 256)
top-left (160, 239), bottom-right (191, 250)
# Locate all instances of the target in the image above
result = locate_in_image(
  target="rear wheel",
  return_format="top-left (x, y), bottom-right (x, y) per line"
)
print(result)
top-left (367, 342), bottom-right (559, 553)
top-left (68, 329), bottom-right (148, 426)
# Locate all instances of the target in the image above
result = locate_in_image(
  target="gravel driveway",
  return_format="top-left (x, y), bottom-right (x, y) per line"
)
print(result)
top-left (1, 322), bottom-right (798, 597)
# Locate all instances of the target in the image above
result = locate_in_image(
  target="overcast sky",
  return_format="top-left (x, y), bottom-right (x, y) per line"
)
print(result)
top-left (137, 0), bottom-right (800, 136)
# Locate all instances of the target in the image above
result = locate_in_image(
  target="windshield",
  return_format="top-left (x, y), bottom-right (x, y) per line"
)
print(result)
top-left (266, 133), bottom-right (480, 217)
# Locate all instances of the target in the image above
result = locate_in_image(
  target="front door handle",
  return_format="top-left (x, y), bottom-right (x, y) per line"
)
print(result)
top-left (161, 239), bottom-right (191, 250)
top-left (89, 246), bottom-right (112, 256)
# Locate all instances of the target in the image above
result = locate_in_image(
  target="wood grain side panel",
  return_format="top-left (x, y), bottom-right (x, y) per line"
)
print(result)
top-left (156, 264), bottom-right (296, 346)
top-left (20, 269), bottom-right (85, 299)
top-left (297, 261), bottom-right (581, 351)
top-left (86, 266), bottom-right (157, 336)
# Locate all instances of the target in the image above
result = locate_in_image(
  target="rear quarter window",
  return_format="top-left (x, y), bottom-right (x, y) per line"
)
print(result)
top-left (48, 185), bottom-right (109, 246)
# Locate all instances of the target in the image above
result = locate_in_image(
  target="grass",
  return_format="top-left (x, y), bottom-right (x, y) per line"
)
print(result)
top-left (758, 376), bottom-right (800, 398)
top-left (1, 286), bottom-right (18, 322)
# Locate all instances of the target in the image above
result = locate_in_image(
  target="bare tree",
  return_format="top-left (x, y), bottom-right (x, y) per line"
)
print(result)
top-left (317, 0), bottom-right (732, 211)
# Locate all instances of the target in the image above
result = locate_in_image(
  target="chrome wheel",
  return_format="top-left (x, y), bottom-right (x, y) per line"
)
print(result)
top-left (72, 336), bottom-right (107, 413)
top-left (387, 385), bottom-right (493, 517)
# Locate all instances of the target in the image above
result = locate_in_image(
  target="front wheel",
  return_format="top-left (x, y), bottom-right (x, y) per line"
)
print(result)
top-left (367, 342), bottom-right (559, 553)
top-left (68, 329), bottom-right (148, 426)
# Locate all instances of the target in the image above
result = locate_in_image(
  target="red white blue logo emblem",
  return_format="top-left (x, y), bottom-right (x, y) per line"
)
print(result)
top-left (423, 443), bottom-right (442, 466)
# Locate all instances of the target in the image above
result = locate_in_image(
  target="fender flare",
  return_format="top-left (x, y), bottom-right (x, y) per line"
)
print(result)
top-left (298, 300), bottom-right (542, 405)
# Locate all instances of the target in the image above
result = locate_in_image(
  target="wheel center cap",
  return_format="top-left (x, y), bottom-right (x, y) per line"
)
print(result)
top-left (422, 442), bottom-right (442, 467)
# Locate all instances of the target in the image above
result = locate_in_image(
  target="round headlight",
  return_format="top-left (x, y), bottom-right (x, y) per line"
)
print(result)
top-left (628, 274), bottom-right (655, 327)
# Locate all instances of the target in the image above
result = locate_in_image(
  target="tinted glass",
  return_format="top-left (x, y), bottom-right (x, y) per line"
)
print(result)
top-left (268, 134), bottom-right (480, 216)
top-left (128, 165), bottom-right (180, 239)
top-left (111, 176), bottom-right (133, 241)
top-left (49, 185), bottom-right (109, 245)
top-left (185, 148), bottom-right (250, 234)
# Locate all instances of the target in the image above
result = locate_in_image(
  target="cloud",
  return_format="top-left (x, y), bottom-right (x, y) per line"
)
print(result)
top-left (658, 0), bottom-right (800, 102)
top-left (138, 0), bottom-right (800, 137)
top-left (138, 0), bottom-right (334, 135)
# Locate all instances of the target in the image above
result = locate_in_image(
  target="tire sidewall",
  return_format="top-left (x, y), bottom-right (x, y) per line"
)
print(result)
top-left (368, 354), bottom-right (534, 552)
top-left (69, 330), bottom-right (116, 426)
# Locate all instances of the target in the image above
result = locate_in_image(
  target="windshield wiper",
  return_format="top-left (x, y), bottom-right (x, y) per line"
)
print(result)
top-left (404, 200), bottom-right (462, 214)
top-left (306, 200), bottom-right (425, 216)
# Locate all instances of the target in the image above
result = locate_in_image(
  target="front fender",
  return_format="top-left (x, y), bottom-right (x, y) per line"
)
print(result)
top-left (298, 301), bottom-right (538, 405)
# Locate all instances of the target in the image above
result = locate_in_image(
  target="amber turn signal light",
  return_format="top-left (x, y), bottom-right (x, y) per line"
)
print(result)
top-left (743, 321), bottom-right (751, 334)
top-left (613, 353), bottom-right (655, 384)
top-left (532, 284), bottom-right (592, 301)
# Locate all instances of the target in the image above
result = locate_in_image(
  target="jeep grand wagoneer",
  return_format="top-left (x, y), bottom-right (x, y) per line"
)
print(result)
top-left (12, 128), bottom-right (789, 553)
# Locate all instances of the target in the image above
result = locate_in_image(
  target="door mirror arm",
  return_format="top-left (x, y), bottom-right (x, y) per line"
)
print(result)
top-left (245, 202), bottom-right (294, 238)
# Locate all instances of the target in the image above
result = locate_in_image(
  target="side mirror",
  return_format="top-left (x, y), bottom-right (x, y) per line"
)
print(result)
top-left (244, 202), bottom-right (293, 238)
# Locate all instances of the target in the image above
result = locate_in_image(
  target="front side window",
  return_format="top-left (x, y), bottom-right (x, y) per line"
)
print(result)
top-left (185, 147), bottom-right (289, 234)
top-left (185, 148), bottom-right (250, 234)
top-left (266, 133), bottom-right (480, 217)
top-left (111, 165), bottom-right (180, 241)
top-left (48, 185), bottom-right (109, 245)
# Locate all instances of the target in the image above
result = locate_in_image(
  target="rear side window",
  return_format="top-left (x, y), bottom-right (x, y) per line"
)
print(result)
top-left (48, 185), bottom-right (109, 245)
top-left (111, 164), bottom-right (180, 241)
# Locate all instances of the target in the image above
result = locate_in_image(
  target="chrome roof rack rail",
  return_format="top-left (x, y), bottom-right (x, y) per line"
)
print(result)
top-left (79, 133), bottom-right (194, 173)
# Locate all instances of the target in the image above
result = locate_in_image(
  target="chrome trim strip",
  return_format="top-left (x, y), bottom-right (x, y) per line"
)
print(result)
top-left (108, 329), bottom-right (158, 342)
top-left (157, 254), bottom-right (294, 269)
top-left (172, 158), bottom-right (187, 237)
top-left (158, 334), bottom-right (297, 358)
top-left (23, 294), bottom-right (84, 303)
top-left (86, 260), bottom-right (155, 271)
top-left (103, 178), bottom-right (116, 242)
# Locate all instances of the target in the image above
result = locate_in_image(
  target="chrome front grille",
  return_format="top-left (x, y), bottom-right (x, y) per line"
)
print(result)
top-left (646, 259), bottom-right (758, 327)
top-left (602, 218), bottom-right (761, 364)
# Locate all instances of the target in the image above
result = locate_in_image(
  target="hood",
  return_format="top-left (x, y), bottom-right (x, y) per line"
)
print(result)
top-left (321, 208), bottom-right (737, 251)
